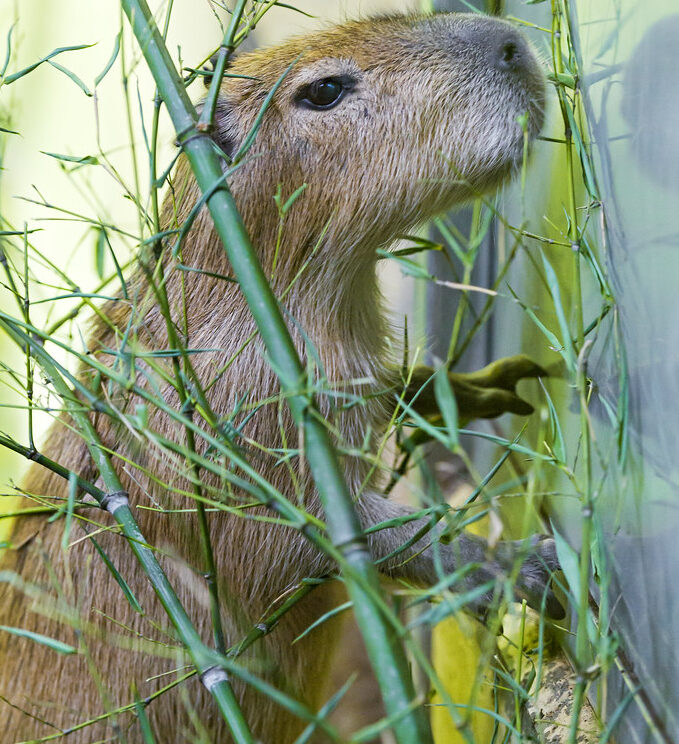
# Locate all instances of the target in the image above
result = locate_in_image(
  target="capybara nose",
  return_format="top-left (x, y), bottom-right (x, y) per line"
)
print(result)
top-left (494, 32), bottom-right (529, 72)
top-left (449, 17), bottom-right (537, 76)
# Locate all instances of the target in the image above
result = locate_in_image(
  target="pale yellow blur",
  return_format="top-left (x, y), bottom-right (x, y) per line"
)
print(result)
top-left (432, 613), bottom-right (496, 743)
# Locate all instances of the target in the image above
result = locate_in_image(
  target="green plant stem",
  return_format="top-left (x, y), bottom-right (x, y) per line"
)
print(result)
top-left (139, 235), bottom-right (228, 657)
top-left (24, 672), bottom-right (197, 743)
top-left (552, 0), bottom-right (583, 349)
top-left (230, 581), bottom-right (316, 658)
top-left (21, 225), bottom-right (35, 453)
top-left (120, 10), bottom-right (148, 242)
top-left (0, 432), bottom-right (106, 501)
top-left (514, 599), bottom-right (527, 730)
top-left (552, 4), bottom-right (594, 741)
top-left (570, 340), bottom-right (594, 744)
top-left (147, 0), bottom-right (173, 258)
top-left (119, 2), bottom-right (432, 741)
top-left (198, 0), bottom-right (248, 132)
top-left (144, 0), bottom-right (228, 652)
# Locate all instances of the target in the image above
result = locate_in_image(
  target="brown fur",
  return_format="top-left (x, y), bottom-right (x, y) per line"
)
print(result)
top-left (0, 13), bottom-right (552, 743)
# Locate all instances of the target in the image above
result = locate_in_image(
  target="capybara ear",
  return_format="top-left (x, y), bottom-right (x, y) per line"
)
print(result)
top-left (203, 53), bottom-right (217, 88)
top-left (200, 57), bottom-right (238, 159)
top-left (203, 51), bottom-right (235, 88)
top-left (203, 48), bottom-right (248, 88)
top-left (201, 51), bottom-right (219, 88)
top-left (211, 98), bottom-right (238, 160)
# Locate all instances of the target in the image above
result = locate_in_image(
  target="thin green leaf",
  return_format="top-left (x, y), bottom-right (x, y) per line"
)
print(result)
top-left (97, 225), bottom-right (128, 299)
top-left (0, 625), bottom-right (77, 655)
top-left (95, 226), bottom-right (106, 280)
top-left (433, 216), bottom-right (469, 266)
top-left (294, 675), bottom-right (356, 744)
top-left (563, 96), bottom-right (599, 200)
top-left (153, 148), bottom-right (181, 187)
top-left (391, 235), bottom-right (443, 257)
top-left (412, 582), bottom-right (495, 627)
top-left (352, 697), bottom-right (424, 743)
top-left (407, 563), bottom-right (478, 606)
top-left (133, 683), bottom-right (157, 743)
top-left (274, 2), bottom-right (315, 17)
top-left (61, 471), bottom-right (78, 550)
top-left (1, 23), bottom-right (16, 78)
top-left (551, 524), bottom-right (579, 603)
top-left (29, 292), bottom-right (119, 305)
top-left (507, 284), bottom-right (569, 370)
top-left (540, 379), bottom-right (566, 462)
top-left (375, 249), bottom-right (432, 280)
top-left (3, 43), bottom-right (94, 85)
top-left (548, 71), bottom-right (576, 89)
top-left (433, 365), bottom-right (459, 449)
top-left (95, 33), bottom-right (120, 86)
top-left (281, 183), bottom-right (307, 215)
top-left (233, 59), bottom-right (297, 161)
top-left (467, 205), bottom-right (494, 253)
top-left (90, 538), bottom-right (144, 614)
top-left (41, 151), bottom-right (99, 166)
top-left (541, 253), bottom-right (577, 373)
top-left (176, 263), bottom-right (236, 283)
top-left (47, 59), bottom-right (92, 96)
top-left (293, 601), bottom-right (352, 643)
top-left (458, 427), bottom-right (552, 462)
top-left (400, 402), bottom-right (456, 450)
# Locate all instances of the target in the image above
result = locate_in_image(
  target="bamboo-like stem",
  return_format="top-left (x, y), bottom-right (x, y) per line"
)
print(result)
top-left (551, 2), bottom-right (594, 741)
top-left (119, 2), bottom-right (432, 741)
top-left (139, 224), bottom-right (229, 656)
top-left (132, 0), bottom-right (229, 660)
top-left (570, 339), bottom-right (594, 744)
top-left (229, 581), bottom-right (316, 658)
top-left (21, 224), bottom-right (35, 454)
top-left (446, 199), bottom-right (481, 361)
top-left (24, 672), bottom-right (197, 743)
top-left (513, 599), bottom-right (527, 729)
top-left (197, 0), bottom-right (248, 132)
top-left (0, 432), bottom-right (107, 503)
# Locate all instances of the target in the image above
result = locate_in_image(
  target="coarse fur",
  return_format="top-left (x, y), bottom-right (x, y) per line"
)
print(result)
top-left (0, 13), bottom-right (554, 744)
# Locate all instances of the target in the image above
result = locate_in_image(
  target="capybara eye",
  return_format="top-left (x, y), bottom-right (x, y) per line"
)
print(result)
top-left (299, 78), bottom-right (346, 109)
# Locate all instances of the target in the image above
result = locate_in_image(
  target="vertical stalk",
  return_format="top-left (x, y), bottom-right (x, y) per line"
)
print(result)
top-left (552, 0), bottom-right (583, 349)
top-left (148, 0), bottom-right (174, 255)
top-left (197, 0), bottom-right (248, 132)
top-left (145, 0), bottom-right (230, 660)
top-left (119, 7), bottom-right (148, 242)
top-left (514, 599), bottom-right (527, 730)
top-left (446, 200), bottom-right (481, 360)
top-left (553, 2), bottom-right (593, 740)
top-left (119, 1), bottom-right (433, 741)
top-left (21, 224), bottom-right (35, 454)
top-left (570, 339), bottom-right (594, 744)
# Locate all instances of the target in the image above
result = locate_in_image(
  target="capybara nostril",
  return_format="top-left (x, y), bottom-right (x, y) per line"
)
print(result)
top-left (499, 39), bottom-right (519, 69)
top-left (495, 33), bottom-right (528, 72)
